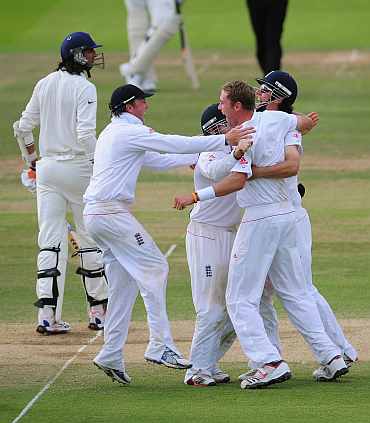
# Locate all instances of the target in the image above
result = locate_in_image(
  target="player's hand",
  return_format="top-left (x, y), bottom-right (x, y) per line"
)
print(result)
top-left (173, 195), bottom-right (194, 210)
top-left (307, 112), bottom-right (319, 128)
top-left (225, 125), bottom-right (255, 146)
top-left (234, 138), bottom-right (253, 159)
top-left (20, 167), bottom-right (36, 193)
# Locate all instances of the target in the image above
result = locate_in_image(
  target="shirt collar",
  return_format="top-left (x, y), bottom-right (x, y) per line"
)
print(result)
top-left (112, 113), bottom-right (143, 125)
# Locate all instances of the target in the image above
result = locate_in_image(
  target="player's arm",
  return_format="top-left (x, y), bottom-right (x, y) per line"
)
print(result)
top-left (173, 150), bottom-right (251, 210)
top-left (128, 126), bottom-right (255, 154)
top-left (198, 139), bottom-right (252, 181)
top-left (252, 145), bottom-right (300, 179)
top-left (173, 172), bottom-right (247, 210)
top-left (294, 111), bottom-right (319, 135)
top-left (296, 114), bottom-right (313, 134)
top-left (77, 84), bottom-right (98, 159)
top-left (142, 152), bottom-right (198, 171)
top-left (14, 83), bottom-right (41, 168)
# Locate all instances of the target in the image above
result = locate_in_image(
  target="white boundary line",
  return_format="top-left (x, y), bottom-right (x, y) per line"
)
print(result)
top-left (11, 331), bottom-right (102, 423)
top-left (164, 244), bottom-right (177, 258)
top-left (11, 243), bottom-right (177, 422)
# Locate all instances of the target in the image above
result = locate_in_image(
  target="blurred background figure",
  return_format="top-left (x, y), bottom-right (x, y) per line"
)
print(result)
top-left (120, 0), bottom-right (181, 94)
top-left (246, 0), bottom-right (288, 74)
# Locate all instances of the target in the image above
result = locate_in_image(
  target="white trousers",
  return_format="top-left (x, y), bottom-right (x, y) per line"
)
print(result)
top-left (296, 208), bottom-right (357, 360)
top-left (226, 209), bottom-right (341, 366)
top-left (84, 203), bottom-right (181, 371)
top-left (184, 221), bottom-right (237, 380)
top-left (36, 157), bottom-right (107, 322)
top-left (124, 0), bottom-right (179, 80)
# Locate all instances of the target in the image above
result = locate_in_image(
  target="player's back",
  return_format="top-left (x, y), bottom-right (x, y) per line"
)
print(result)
top-left (36, 70), bottom-right (96, 157)
top-left (237, 110), bottom-right (298, 208)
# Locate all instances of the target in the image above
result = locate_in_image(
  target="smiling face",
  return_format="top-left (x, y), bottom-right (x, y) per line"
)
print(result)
top-left (219, 89), bottom-right (240, 128)
top-left (126, 98), bottom-right (149, 121)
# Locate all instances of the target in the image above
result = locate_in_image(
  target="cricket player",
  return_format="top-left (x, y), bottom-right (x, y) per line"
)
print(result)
top-left (243, 71), bottom-right (358, 380)
top-left (13, 32), bottom-right (108, 335)
top-left (83, 84), bottom-right (254, 384)
top-left (174, 80), bottom-right (349, 389)
top-left (184, 104), bottom-right (252, 387)
top-left (120, 0), bottom-right (180, 93)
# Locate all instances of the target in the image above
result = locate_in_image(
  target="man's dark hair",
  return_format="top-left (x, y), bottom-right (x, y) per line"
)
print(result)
top-left (56, 58), bottom-right (92, 78)
top-left (222, 80), bottom-right (255, 111)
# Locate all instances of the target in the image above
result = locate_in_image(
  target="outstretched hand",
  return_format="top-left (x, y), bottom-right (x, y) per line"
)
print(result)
top-left (225, 125), bottom-right (255, 146)
top-left (307, 112), bottom-right (319, 128)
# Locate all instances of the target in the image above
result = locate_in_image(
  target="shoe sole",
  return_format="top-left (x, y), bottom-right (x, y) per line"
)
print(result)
top-left (242, 371), bottom-right (292, 389)
top-left (213, 376), bottom-right (231, 384)
top-left (93, 362), bottom-right (130, 385)
top-left (88, 323), bottom-right (104, 331)
top-left (145, 358), bottom-right (192, 370)
top-left (36, 325), bottom-right (69, 335)
top-left (316, 366), bottom-right (349, 382)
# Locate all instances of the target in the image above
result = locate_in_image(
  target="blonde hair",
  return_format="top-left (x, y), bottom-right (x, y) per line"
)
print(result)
top-left (222, 80), bottom-right (255, 111)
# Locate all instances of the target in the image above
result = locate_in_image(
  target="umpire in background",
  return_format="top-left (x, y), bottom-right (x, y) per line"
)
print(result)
top-left (246, 0), bottom-right (288, 74)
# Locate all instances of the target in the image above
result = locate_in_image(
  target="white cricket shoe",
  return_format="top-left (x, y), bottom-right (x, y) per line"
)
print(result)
top-left (344, 353), bottom-right (358, 368)
top-left (88, 304), bottom-right (106, 331)
top-left (36, 320), bottom-right (71, 335)
top-left (312, 355), bottom-right (349, 382)
top-left (239, 368), bottom-right (259, 382)
top-left (186, 374), bottom-right (216, 387)
top-left (36, 307), bottom-right (71, 335)
top-left (212, 368), bottom-right (230, 384)
top-left (94, 361), bottom-right (131, 385)
top-left (145, 347), bottom-right (192, 370)
top-left (240, 361), bottom-right (291, 389)
top-left (119, 63), bottom-right (143, 88)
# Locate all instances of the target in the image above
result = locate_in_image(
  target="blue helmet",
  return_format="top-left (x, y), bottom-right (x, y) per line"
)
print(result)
top-left (60, 32), bottom-right (102, 65)
top-left (200, 103), bottom-right (228, 135)
top-left (256, 70), bottom-right (298, 110)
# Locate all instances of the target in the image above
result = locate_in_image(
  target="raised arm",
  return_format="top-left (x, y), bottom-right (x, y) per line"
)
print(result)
top-left (142, 152), bottom-right (198, 171)
top-left (252, 145), bottom-right (300, 179)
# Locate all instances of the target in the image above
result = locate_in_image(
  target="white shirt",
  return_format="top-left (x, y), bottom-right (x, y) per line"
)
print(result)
top-left (18, 70), bottom-right (97, 159)
top-left (190, 147), bottom-right (243, 227)
top-left (232, 110), bottom-right (299, 208)
top-left (84, 113), bottom-right (227, 204)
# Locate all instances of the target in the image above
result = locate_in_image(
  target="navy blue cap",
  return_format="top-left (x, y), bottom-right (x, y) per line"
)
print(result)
top-left (256, 71), bottom-right (298, 105)
top-left (60, 32), bottom-right (102, 61)
top-left (109, 84), bottom-right (153, 112)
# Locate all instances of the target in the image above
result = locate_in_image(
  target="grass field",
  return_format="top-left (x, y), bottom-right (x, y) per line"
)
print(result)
top-left (1, 1), bottom-right (370, 422)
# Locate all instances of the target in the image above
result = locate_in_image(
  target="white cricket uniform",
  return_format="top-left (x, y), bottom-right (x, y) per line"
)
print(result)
top-left (18, 70), bottom-right (107, 323)
top-left (83, 112), bottom-right (228, 371)
top-left (286, 131), bottom-right (357, 360)
top-left (226, 110), bottom-right (341, 365)
top-left (184, 147), bottom-right (242, 381)
top-left (124, 0), bottom-right (179, 88)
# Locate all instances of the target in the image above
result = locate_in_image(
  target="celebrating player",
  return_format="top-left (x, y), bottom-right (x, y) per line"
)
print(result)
top-left (13, 32), bottom-right (108, 335)
top-left (83, 83), bottom-right (254, 384)
top-left (245, 71), bottom-right (358, 380)
top-left (174, 80), bottom-right (349, 389)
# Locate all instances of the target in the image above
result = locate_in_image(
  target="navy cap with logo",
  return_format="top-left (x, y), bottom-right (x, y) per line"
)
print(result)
top-left (109, 84), bottom-right (154, 113)
top-left (60, 32), bottom-right (102, 61)
top-left (256, 70), bottom-right (298, 105)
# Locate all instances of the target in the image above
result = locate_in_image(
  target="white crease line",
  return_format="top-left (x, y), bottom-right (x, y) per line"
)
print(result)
top-left (164, 244), bottom-right (177, 258)
top-left (11, 331), bottom-right (103, 423)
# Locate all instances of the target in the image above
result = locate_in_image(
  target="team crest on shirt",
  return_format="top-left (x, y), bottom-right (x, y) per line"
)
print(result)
top-left (239, 156), bottom-right (248, 165)
top-left (207, 153), bottom-right (216, 161)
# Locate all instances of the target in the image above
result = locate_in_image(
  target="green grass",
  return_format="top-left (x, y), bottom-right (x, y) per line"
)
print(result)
top-left (1, 0), bottom-right (370, 53)
top-left (2, 363), bottom-right (370, 423)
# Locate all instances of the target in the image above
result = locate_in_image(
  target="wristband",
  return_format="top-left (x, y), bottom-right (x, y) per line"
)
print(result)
top-left (196, 186), bottom-right (216, 201)
top-left (191, 192), bottom-right (198, 203)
